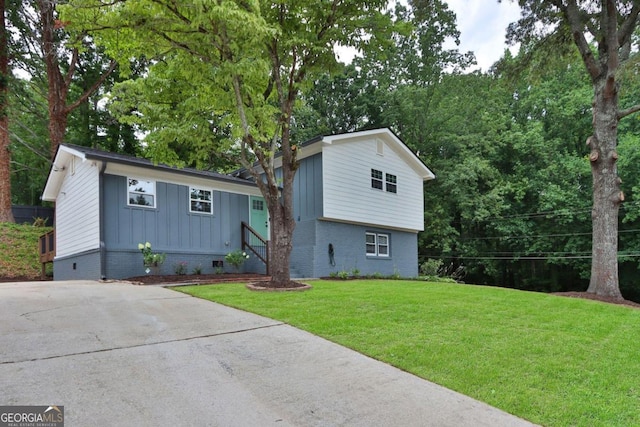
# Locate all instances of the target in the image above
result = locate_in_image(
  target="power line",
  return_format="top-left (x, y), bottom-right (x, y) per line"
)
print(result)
top-left (459, 231), bottom-right (590, 241)
top-left (424, 252), bottom-right (640, 261)
top-left (448, 199), bottom-right (640, 227)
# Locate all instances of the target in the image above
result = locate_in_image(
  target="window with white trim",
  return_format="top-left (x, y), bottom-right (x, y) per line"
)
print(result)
top-left (385, 173), bottom-right (397, 193)
top-left (371, 169), bottom-right (383, 190)
top-left (366, 232), bottom-right (390, 257)
top-left (371, 169), bottom-right (398, 193)
top-left (190, 187), bottom-right (213, 213)
top-left (128, 178), bottom-right (156, 207)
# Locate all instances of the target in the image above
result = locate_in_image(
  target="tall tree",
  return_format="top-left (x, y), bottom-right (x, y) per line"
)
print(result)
top-left (507, 0), bottom-right (640, 299)
top-left (37, 0), bottom-right (116, 159)
top-left (63, 0), bottom-right (394, 286)
top-left (0, 0), bottom-right (13, 222)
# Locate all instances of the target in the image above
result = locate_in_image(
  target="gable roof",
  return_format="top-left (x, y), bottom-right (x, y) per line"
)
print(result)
top-left (42, 144), bottom-right (255, 202)
top-left (318, 128), bottom-right (435, 181)
top-left (234, 128), bottom-right (436, 181)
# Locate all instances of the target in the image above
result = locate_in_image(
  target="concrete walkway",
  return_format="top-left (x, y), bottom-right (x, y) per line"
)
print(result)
top-left (0, 281), bottom-right (537, 426)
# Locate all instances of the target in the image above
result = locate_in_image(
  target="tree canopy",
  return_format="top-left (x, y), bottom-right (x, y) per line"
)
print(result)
top-left (61, 0), bottom-right (397, 285)
top-left (3, 0), bottom-right (640, 300)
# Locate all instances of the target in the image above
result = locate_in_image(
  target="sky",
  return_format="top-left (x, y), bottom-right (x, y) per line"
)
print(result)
top-left (445, 0), bottom-right (522, 71)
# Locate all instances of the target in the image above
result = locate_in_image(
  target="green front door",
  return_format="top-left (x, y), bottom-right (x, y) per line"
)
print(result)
top-left (250, 196), bottom-right (269, 242)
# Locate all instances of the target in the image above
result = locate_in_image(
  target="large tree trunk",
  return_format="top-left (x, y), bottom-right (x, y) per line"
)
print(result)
top-left (267, 121), bottom-right (297, 285)
top-left (269, 204), bottom-right (295, 284)
top-left (0, 0), bottom-right (14, 223)
top-left (39, 0), bottom-right (67, 159)
top-left (586, 77), bottom-right (623, 300)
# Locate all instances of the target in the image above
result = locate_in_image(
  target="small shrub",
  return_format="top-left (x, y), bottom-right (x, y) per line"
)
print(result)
top-left (337, 270), bottom-right (350, 279)
top-left (174, 261), bottom-right (188, 275)
top-left (138, 242), bottom-right (166, 267)
top-left (420, 259), bottom-right (443, 277)
top-left (225, 250), bottom-right (250, 271)
top-left (192, 264), bottom-right (202, 275)
top-left (350, 268), bottom-right (360, 277)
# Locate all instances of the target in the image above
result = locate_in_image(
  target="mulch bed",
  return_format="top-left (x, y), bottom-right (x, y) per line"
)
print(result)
top-left (246, 281), bottom-right (311, 291)
top-left (125, 273), bottom-right (271, 286)
top-left (552, 291), bottom-right (640, 309)
top-left (126, 273), bottom-right (311, 291)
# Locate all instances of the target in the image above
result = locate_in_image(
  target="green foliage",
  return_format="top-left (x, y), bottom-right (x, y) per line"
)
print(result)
top-left (137, 242), bottom-right (165, 267)
top-left (178, 280), bottom-right (640, 427)
top-left (173, 261), bottom-right (188, 275)
top-left (61, 0), bottom-right (394, 168)
top-left (225, 250), bottom-right (250, 271)
top-left (8, 78), bottom-right (51, 205)
top-left (0, 222), bottom-right (52, 279)
top-left (419, 258), bottom-right (442, 276)
top-left (9, 0), bottom-right (635, 298)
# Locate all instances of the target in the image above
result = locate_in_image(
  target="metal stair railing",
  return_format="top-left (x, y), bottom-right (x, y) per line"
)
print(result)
top-left (241, 221), bottom-right (269, 275)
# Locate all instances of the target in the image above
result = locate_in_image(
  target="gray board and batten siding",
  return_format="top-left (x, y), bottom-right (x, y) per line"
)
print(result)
top-left (48, 144), bottom-right (264, 280)
top-left (101, 174), bottom-right (258, 279)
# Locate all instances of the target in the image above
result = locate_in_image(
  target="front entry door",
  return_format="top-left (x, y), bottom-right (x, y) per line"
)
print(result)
top-left (250, 196), bottom-right (269, 242)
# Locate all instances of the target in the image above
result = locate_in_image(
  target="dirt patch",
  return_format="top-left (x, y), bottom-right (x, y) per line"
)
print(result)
top-left (552, 291), bottom-right (640, 309)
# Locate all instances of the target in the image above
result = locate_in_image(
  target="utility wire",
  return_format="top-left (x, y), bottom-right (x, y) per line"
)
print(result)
top-left (424, 253), bottom-right (640, 261)
top-left (448, 199), bottom-right (640, 227)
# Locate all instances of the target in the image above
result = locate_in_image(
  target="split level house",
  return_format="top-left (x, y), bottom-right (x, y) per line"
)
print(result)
top-left (41, 128), bottom-right (435, 280)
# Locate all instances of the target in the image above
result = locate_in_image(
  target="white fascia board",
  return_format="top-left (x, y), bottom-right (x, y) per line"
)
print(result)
top-left (323, 128), bottom-right (436, 181)
top-left (41, 146), bottom-right (88, 201)
top-left (318, 216), bottom-right (421, 233)
top-left (105, 162), bottom-right (263, 197)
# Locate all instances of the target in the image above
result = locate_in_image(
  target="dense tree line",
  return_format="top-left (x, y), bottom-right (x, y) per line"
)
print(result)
top-left (3, 1), bottom-right (639, 298)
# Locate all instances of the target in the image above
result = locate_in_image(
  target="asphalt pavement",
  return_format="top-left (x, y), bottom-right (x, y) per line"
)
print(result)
top-left (0, 280), bottom-right (538, 426)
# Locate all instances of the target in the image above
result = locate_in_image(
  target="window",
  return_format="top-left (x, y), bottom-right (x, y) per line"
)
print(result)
top-left (385, 173), bottom-right (397, 193)
top-left (366, 233), bottom-right (377, 255)
top-left (371, 169), bottom-right (398, 193)
top-left (377, 234), bottom-right (389, 255)
top-left (128, 178), bottom-right (155, 207)
top-left (366, 232), bottom-right (390, 257)
top-left (190, 187), bottom-right (212, 213)
top-left (252, 198), bottom-right (264, 211)
top-left (371, 169), bottom-right (383, 190)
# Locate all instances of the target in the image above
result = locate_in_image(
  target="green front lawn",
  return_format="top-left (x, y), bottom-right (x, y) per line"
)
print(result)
top-left (175, 280), bottom-right (640, 427)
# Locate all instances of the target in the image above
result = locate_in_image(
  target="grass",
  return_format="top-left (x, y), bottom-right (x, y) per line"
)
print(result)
top-left (175, 280), bottom-right (640, 427)
top-left (0, 222), bottom-right (52, 279)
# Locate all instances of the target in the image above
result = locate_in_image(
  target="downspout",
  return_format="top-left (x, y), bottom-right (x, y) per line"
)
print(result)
top-left (99, 161), bottom-right (107, 280)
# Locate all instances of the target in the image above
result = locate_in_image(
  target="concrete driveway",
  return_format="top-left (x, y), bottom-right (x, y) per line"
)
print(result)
top-left (0, 281), bottom-right (537, 426)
